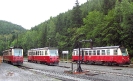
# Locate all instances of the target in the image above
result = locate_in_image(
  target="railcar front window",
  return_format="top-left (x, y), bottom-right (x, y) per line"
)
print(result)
top-left (49, 50), bottom-right (58, 56)
top-left (14, 49), bottom-right (23, 56)
top-left (120, 48), bottom-right (128, 56)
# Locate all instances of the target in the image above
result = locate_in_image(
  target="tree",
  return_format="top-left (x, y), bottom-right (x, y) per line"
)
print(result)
top-left (71, 0), bottom-right (83, 28)
top-left (102, 0), bottom-right (116, 15)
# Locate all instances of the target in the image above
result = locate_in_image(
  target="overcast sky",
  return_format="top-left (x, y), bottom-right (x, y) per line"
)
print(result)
top-left (0, 0), bottom-right (87, 29)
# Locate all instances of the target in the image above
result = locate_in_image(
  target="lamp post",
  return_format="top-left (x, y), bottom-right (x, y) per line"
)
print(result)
top-left (76, 39), bottom-right (93, 72)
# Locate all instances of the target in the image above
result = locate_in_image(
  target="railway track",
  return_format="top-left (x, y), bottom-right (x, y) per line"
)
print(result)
top-left (17, 65), bottom-right (109, 81)
top-left (17, 61), bottom-right (133, 81)
top-left (58, 64), bottom-right (133, 78)
top-left (58, 62), bottom-right (133, 78)
top-left (85, 69), bottom-right (133, 78)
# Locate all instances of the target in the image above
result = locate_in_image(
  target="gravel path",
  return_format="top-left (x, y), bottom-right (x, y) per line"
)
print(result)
top-left (1, 61), bottom-right (133, 81)
top-left (0, 63), bottom-right (60, 81)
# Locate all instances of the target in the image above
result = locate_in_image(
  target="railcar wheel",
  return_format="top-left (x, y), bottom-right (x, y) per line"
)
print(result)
top-left (37, 61), bottom-right (40, 64)
top-left (108, 62), bottom-right (112, 66)
top-left (75, 61), bottom-right (78, 63)
top-left (84, 61), bottom-right (88, 64)
top-left (3, 60), bottom-right (5, 62)
top-left (118, 64), bottom-right (123, 67)
top-left (88, 61), bottom-right (94, 65)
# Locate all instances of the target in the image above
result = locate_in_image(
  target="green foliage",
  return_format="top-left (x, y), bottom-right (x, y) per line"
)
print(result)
top-left (1, 0), bottom-right (133, 57)
top-left (0, 20), bottom-right (26, 55)
top-left (0, 20), bottom-right (25, 35)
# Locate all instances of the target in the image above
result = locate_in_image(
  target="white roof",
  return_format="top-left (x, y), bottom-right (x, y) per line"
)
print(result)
top-left (73, 46), bottom-right (120, 51)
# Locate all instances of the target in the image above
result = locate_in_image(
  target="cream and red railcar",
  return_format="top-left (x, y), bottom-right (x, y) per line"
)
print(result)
top-left (3, 47), bottom-right (23, 65)
top-left (72, 46), bottom-right (130, 66)
top-left (27, 47), bottom-right (59, 65)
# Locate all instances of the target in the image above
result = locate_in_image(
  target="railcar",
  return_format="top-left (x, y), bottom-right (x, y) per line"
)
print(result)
top-left (3, 47), bottom-right (23, 65)
top-left (27, 47), bottom-right (59, 65)
top-left (72, 46), bottom-right (130, 66)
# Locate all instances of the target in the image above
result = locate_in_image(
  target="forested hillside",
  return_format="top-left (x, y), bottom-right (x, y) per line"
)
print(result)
top-left (0, 20), bottom-right (26, 34)
top-left (5, 0), bottom-right (133, 58)
top-left (0, 20), bottom-right (26, 54)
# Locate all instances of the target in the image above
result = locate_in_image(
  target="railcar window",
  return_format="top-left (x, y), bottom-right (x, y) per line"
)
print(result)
top-left (93, 50), bottom-right (96, 55)
top-left (76, 51), bottom-right (79, 55)
top-left (120, 48), bottom-right (128, 56)
top-left (13, 49), bottom-right (23, 56)
top-left (49, 50), bottom-right (58, 56)
top-left (85, 51), bottom-right (88, 55)
top-left (36, 51), bottom-right (37, 55)
top-left (39, 51), bottom-right (40, 55)
top-left (72, 51), bottom-right (76, 56)
top-left (107, 50), bottom-right (110, 55)
top-left (33, 52), bottom-right (36, 55)
top-left (38, 51), bottom-right (39, 55)
top-left (89, 51), bottom-right (92, 55)
top-left (114, 50), bottom-right (117, 55)
top-left (97, 50), bottom-right (100, 55)
top-left (45, 51), bottom-right (47, 55)
top-left (41, 51), bottom-right (43, 55)
top-left (102, 50), bottom-right (105, 55)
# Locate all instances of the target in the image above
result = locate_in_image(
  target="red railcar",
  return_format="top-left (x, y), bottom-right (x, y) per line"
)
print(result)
top-left (27, 47), bottom-right (59, 65)
top-left (72, 46), bottom-right (130, 66)
top-left (3, 47), bottom-right (23, 65)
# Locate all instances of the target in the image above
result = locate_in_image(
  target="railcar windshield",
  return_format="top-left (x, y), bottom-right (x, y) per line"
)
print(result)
top-left (14, 49), bottom-right (23, 56)
top-left (49, 50), bottom-right (58, 56)
top-left (120, 48), bottom-right (128, 56)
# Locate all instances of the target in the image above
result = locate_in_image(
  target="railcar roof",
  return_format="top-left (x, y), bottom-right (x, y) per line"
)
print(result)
top-left (10, 46), bottom-right (23, 49)
top-left (28, 47), bottom-right (58, 51)
top-left (73, 46), bottom-right (120, 51)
